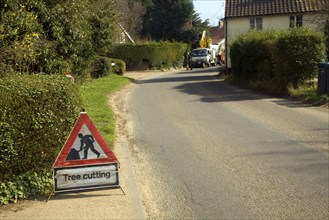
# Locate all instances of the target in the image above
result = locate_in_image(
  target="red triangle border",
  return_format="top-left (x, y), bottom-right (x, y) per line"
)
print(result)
top-left (52, 112), bottom-right (118, 168)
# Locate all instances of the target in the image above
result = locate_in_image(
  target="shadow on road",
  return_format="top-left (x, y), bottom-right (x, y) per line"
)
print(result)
top-left (137, 67), bottom-right (220, 84)
top-left (137, 68), bottom-right (270, 103)
top-left (175, 80), bottom-right (267, 103)
top-left (138, 74), bottom-right (216, 84)
top-left (136, 68), bottom-right (320, 108)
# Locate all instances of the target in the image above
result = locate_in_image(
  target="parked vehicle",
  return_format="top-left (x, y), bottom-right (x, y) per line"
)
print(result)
top-left (191, 48), bottom-right (212, 68)
top-left (190, 30), bottom-right (217, 68)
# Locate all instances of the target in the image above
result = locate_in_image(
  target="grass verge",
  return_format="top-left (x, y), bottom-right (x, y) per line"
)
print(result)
top-left (288, 86), bottom-right (328, 106)
top-left (222, 74), bottom-right (328, 106)
top-left (80, 74), bottom-right (131, 148)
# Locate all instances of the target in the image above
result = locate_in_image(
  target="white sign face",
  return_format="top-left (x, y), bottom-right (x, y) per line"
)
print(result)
top-left (54, 163), bottom-right (119, 192)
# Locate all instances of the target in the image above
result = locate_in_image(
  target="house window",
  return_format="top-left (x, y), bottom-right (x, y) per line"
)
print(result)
top-left (289, 15), bottom-right (303, 27)
top-left (250, 17), bottom-right (262, 30)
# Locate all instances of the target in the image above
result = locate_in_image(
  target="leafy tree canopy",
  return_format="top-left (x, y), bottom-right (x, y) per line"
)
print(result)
top-left (140, 0), bottom-right (210, 45)
top-left (0, 0), bottom-right (118, 76)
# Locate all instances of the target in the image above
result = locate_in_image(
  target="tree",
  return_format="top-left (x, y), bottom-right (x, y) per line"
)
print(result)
top-left (140, 0), bottom-right (210, 47)
top-left (181, 12), bottom-right (210, 47)
top-left (319, 1), bottom-right (329, 57)
top-left (141, 0), bottom-right (194, 41)
top-left (89, 0), bottom-right (117, 54)
top-left (114, 0), bottom-right (145, 41)
top-left (0, 0), bottom-right (45, 75)
top-left (0, 0), bottom-right (118, 76)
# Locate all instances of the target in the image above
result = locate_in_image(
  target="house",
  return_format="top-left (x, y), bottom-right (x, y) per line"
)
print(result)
top-left (210, 20), bottom-right (225, 45)
top-left (209, 20), bottom-right (226, 63)
top-left (224, 0), bottom-right (327, 69)
top-left (115, 22), bottom-right (135, 44)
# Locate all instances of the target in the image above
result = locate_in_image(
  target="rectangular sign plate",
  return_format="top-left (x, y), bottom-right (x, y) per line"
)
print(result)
top-left (54, 163), bottom-right (119, 193)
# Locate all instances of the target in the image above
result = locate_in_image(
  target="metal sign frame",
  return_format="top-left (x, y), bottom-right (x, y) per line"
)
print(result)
top-left (48, 112), bottom-right (123, 201)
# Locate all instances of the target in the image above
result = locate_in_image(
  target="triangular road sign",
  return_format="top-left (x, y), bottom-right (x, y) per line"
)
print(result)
top-left (52, 112), bottom-right (118, 168)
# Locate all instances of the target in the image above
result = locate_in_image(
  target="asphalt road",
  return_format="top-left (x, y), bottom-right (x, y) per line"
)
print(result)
top-left (127, 67), bottom-right (329, 219)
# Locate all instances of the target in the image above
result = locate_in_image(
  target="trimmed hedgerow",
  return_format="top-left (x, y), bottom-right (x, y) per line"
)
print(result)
top-left (109, 41), bottom-right (188, 69)
top-left (230, 28), bottom-right (326, 95)
top-left (0, 74), bottom-right (82, 181)
top-left (274, 28), bottom-right (326, 90)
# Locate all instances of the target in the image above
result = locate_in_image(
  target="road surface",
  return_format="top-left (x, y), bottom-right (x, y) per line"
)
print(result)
top-left (127, 67), bottom-right (329, 219)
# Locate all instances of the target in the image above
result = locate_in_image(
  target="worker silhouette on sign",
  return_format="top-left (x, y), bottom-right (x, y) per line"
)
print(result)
top-left (78, 133), bottom-right (100, 159)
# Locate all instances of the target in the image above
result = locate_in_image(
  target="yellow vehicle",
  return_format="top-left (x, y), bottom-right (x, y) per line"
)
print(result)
top-left (199, 30), bottom-right (211, 48)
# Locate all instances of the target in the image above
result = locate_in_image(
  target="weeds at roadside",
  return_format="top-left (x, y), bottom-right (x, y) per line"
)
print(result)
top-left (222, 74), bottom-right (328, 107)
top-left (288, 85), bottom-right (328, 106)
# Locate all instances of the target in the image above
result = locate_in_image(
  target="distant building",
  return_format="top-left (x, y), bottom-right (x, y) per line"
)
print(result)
top-left (115, 23), bottom-right (135, 44)
top-left (209, 20), bottom-right (225, 63)
top-left (209, 20), bottom-right (225, 45)
top-left (224, 0), bottom-right (327, 68)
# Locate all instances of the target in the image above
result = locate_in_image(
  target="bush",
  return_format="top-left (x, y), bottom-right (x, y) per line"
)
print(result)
top-left (110, 58), bottom-right (126, 75)
top-left (109, 41), bottom-right (188, 70)
top-left (0, 171), bottom-right (53, 205)
top-left (0, 74), bottom-right (82, 180)
top-left (274, 28), bottom-right (326, 90)
top-left (230, 28), bottom-right (326, 95)
top-left (89, 56), bottom-right (126, 78)
top-left (89, 56), bottom-right (112, 78)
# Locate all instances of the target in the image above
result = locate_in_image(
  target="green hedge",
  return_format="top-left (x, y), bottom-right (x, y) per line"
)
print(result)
top-left (89, 56), bottom-right (126, 78)
top-left (274, 28), bottom-right (326, 89)
top-left (230, 30), bottom-right (279, 82)
top-left (0, 74), bottom-right (82, 180)
top-left (109, 41), bottom-right (188, 69)
top-left (230, 28), bottom-right (326, 95)
top-left (0, 0), bottom-right (118, 78)
top-left (111, 58), bottom-right (126, 75)
top-left (0, 171), bottom-right (53, 205)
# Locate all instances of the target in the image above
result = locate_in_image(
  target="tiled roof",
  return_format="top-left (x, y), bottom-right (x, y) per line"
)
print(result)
top-left (210, 25), bottom-right (225, 44)
top-left (225, 0), bottom-right (327, 18)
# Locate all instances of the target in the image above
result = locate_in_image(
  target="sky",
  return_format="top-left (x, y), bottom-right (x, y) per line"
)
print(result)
top-left (193, 0), bottom-right (225, 26)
